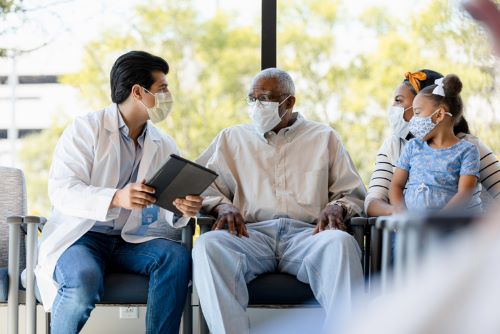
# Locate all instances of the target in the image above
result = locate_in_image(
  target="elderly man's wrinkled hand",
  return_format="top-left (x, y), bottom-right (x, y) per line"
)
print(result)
top-left (212, 204), bottom-right (249, 237)
top-left (313, 204), bottom-right (346, 234)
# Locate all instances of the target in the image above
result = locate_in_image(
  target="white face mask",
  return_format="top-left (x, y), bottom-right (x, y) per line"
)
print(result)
top-left (409, 108), bottom-right (453, 140)
top-left (388, 105), bottom-right (412, 139)
top-left (140, 87), bottom-right (173, 123)
top-left (248, 96), bottom-right (290, 135)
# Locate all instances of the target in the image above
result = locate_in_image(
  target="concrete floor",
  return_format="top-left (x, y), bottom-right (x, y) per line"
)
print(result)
top-left (0, 305), bottom-right (324, 334)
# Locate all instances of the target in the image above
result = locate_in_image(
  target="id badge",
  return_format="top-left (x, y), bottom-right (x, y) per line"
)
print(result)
top-left (142, 205), bottom-right (159, 225)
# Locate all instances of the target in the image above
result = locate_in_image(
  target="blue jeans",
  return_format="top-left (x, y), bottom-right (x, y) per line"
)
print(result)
top-left (51, 231), bottom-right (191, 334)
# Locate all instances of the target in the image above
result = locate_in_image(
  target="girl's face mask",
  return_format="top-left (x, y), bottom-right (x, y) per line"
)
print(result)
top-left (409, 108), bottom-right (452, 140)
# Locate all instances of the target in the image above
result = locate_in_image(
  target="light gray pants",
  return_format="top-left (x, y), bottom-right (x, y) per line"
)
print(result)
top-left (192, 218), bottom-right (364, 334)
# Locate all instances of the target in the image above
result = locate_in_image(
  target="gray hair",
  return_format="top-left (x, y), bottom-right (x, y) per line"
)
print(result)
top-left (251, 68), bottom-right (295, 96)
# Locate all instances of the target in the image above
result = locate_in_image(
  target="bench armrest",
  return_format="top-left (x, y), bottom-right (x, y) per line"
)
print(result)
top-left (181, 216), bottom-right (217, 250)
top-left (7, 215), bottom-right (45, 334)
top-left (197, 216), bottom-right (216, 234)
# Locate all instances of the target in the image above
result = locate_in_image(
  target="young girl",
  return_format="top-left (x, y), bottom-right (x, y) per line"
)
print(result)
top-left (389, 74), bottom-right (482, 212)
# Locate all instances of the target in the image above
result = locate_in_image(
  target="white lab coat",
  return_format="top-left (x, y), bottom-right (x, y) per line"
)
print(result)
top-left (35, 104), bottom-right (189, 311)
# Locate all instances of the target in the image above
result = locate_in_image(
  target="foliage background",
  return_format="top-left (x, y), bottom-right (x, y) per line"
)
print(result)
top-left (12, 0), bottom-right (500, 216)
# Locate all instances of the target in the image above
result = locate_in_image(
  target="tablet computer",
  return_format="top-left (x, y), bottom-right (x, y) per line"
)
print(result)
top-left (146, 154), bottom-right (218, 215)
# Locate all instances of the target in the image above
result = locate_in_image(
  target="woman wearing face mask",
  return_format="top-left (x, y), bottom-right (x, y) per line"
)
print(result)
top-left (389, 74), bottom-right (481, 212)
top-left (365, 69), bottom-right (500, 216)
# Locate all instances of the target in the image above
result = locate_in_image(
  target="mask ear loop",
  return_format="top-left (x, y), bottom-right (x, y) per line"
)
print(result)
top-left (142, 87), bottom-right (158, 108)
top-left (432, 107), bottom-right (453, 126)
top-left (443, 109), bottom-right (453, 117)
top-left (278, 95), bottom-right (292, 119)
top-left (142, 86), bottom-right (154, 96)
top-left (430, 108), bottom-right (441, 125)
top-left (401, 106), bottom-right (413, 122)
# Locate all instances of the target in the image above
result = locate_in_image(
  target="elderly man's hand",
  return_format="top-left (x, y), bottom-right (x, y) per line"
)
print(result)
top-left (173, 195), bottom-right (203, 217)
top-left (313, 204), bottom-right (346, 234)
top-left (212, 203), bottom-right (249, 237)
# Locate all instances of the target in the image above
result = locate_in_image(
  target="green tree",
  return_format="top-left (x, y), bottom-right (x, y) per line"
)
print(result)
top-left (19, 0), bottom-right (260, 216)
top-left (0, 0), bottom-right (20, 13)
top-left (0, 0), bottom-right (23, 57)
top-left (278, 0), bottom-right (498, 183)
top-left (61, 0), bottom-right (260, 159)
top-left (18, 115), bottom-right (68, 216)
top-left (19, 0), bottom-right (499, 216)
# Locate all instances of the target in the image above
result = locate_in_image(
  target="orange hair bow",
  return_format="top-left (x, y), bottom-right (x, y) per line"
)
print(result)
top-left (404, 71), bottom-right (427, 93)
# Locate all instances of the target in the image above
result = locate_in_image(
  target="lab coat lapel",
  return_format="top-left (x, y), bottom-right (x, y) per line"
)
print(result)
top-left (137, 122), bottom-right (160, 182)
top-left (103, 104), bottom-right (120, 186)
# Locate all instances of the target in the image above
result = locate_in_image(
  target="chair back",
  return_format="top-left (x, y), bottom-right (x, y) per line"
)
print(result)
top-left (0, 167), bottom-right (27, 270)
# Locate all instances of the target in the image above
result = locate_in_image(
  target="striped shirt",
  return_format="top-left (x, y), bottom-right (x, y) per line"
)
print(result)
top-left (365, 133), bottom-right (500, 213)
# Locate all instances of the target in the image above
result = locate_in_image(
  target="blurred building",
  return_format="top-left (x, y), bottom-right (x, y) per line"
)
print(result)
top-left (0, 74), bottom-right (88, 166)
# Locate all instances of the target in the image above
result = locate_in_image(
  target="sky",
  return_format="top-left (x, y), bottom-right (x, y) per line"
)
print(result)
top-left (0, 0), bottom-right (422, 76)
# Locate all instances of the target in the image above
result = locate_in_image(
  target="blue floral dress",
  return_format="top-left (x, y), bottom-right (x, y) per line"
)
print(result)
top-left (396, 138), bottom-right (482, 212)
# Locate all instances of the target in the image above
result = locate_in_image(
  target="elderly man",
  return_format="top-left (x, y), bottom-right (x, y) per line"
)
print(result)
top-left (193, 68), bottom-right (367, 334)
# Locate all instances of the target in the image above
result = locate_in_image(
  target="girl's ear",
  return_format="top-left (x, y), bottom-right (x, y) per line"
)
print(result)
top-left (434, 105), bottom-right (447, 124)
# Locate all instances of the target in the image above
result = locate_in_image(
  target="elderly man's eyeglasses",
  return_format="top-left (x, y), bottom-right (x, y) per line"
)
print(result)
top-left (246, 94), bottom-right (288, 106)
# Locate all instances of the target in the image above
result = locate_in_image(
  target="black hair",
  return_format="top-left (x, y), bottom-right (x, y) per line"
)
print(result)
top-left (418, 74), bottom-right (469, 134)
top-left (110, 51), bottom-right (169, 104)
top-left (403, 69), bottom-right (444, 95)
top-left (453, 115), bottom-right (471, 135)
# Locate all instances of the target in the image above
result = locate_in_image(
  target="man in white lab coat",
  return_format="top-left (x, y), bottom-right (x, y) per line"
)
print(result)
top-left (35, 51), bottom-right (202, 334)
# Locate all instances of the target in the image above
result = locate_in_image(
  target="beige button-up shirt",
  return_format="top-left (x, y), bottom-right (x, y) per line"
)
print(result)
top-left (198, 113), bottom-right (366, 223)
